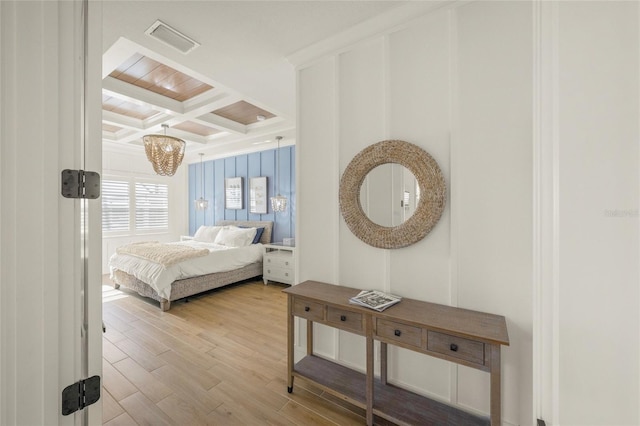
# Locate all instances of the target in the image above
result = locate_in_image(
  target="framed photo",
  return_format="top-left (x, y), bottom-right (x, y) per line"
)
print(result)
top-left (249, 177), bottom-right (268, 214)
top-left (225, 177), bottom-right (243, 209)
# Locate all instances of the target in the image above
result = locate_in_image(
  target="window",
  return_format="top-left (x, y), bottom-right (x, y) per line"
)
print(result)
top-left (102, 180), bottom-right (130, 232)
top-left (102, 178), bottom-right (169, 233)
top-left (135, 182), bottom-right (169, 230)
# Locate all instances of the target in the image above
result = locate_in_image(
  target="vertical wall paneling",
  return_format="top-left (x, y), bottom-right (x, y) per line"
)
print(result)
top-left (214, 159), bottom-right (225, 222)
top-left (338, 38), bottom-right (388, 292)
top-left (297, 58), bottom-right (339, 360)
top-left (204, 160), bottom-right (215, 225)
top-left (456, 2), bottom-right (532, 420)
top-left (556, 2), bottom-right (639, 425)
top-left (385, 10), bottom-right (453, 403)
top-left (188, 148), bottom-right (296, 244)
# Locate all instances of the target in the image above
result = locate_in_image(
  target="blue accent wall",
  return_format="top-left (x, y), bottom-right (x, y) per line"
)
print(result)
top-left (189, 146), bottom-right (295, 243)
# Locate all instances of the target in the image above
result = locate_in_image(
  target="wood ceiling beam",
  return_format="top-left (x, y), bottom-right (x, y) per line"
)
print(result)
top-left (103, 76), bottom-right (185, 115)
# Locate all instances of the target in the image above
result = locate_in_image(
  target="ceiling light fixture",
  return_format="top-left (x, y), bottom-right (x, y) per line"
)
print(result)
top-left (270, 136), bottom-right (287, 213)
top-left (143, 124), bottom-right (185, 176)
top-left (194, 153), bottom-right (209, 211)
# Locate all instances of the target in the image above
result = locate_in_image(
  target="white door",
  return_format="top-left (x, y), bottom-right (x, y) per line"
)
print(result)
top-left (0, 1), bottom-right (103, 424)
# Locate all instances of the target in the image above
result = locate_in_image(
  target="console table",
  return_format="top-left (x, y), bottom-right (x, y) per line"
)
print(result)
top-left (283, 280), bottom-right (510, 426)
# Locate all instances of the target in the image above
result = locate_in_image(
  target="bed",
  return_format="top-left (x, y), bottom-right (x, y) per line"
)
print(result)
top-left (109, 220), bottom-right (273, 311)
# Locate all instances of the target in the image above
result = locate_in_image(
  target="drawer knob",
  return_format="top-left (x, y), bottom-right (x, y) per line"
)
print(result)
top-left (285, 261), bottom-right (289, 266)
top-left (340, 315), bottom-right (346, 321)
top-left (285, 273), bottom-right (289, 276)
top-left (304, 306), bottom-right (310, 312)
top-left (394, 330), bottom-right (402, 337)
top-left (267, 259), bottom-right (271, 263)
top-left (450, 343), bottom-right (458, 352)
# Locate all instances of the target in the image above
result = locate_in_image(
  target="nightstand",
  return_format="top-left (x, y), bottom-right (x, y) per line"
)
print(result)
top-left (263, 243), bottom-right (295, 285)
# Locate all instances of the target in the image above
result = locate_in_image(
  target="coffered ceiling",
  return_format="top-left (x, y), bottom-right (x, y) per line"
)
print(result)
top-left (101, 1), bottom-right (406, 159)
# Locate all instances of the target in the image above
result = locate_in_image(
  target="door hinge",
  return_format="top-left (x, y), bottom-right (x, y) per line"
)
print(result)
top-left (61, 169), bottom-right (100, 199)
top-left (537, 419), bottom-right (547, 426)
top-left (61, 375), bottom-right (100, 416)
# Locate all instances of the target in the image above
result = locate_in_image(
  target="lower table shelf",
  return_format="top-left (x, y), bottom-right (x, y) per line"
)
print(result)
top-left (294, 355), bottom-right (490, 426)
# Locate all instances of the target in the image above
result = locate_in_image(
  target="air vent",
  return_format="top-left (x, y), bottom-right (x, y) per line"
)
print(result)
top-left (145, 20), bottom-right (200, 54)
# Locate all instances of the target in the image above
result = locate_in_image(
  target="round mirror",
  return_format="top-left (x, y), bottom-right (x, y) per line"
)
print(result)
top-left (339, 140), bottom-right (446, 249)
top-left (359, 164), bottom-right (419, 227)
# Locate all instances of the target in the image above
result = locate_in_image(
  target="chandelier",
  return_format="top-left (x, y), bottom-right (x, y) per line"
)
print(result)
top-left (143, 124), bottom-right (185, 176)
top-left (270, 136), bottom-right (287, 212)
top-left (194, 153), bottom-right (209, 210)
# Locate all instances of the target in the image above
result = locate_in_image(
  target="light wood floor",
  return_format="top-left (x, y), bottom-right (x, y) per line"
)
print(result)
top-left (102, 277), bottom-right (370, 425)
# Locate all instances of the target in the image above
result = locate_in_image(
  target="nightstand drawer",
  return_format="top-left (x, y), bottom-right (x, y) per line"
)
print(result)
top-left (376, 319), bottom-right (422, 348)
top-left (264, 255), bottom-right (292, 269)
top-left (292, 298), bottom-right (324, 322)
top-left (427, 331), bottom-right (485, 365)
top-left (264, 266), bottom-right (293, 284)
top-left (326, 307), bottom-right (363, 332)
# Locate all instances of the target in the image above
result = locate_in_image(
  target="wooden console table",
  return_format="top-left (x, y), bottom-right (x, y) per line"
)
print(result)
top-left (283, 280), bottom-right (510, 426)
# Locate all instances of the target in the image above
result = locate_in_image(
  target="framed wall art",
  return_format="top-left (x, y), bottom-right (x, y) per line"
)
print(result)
top-left (225, 177), bottom-right (243, 209)
top-left (249, 177), bottom-right (268, 214)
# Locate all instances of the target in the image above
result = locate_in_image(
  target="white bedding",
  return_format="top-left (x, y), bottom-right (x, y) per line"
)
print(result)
top-left (109, 240), bottom-right (263, 300)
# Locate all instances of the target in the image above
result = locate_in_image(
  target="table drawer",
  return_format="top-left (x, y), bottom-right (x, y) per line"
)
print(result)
top-left (264, 265), bottom-right (293, 284)
top-left (326, 307), bottom-right (363, 332)
top-left (376, 319), bottom-right (422, 349)
top-left (292, 298), bottom-right (324, 322)
top-left (427, 331), bottom-right (485, 365)
top-left (264, 255), bottom-right (292, 269)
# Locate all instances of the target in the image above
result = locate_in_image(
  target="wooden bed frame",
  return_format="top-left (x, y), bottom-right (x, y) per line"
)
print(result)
top-left (110, 220), bottom-right (273, 311)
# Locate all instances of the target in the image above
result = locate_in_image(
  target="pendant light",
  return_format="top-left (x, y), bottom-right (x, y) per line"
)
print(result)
top-left (143, 124), bottom-right (185, 176)
top-left (194, 153), bottom-right (209, 210)
top-left (270, 136), bottom-right (287, 212)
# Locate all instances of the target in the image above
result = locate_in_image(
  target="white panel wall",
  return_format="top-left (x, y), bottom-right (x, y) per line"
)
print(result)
top-left (297, 2), bottom-right (533, 424)
top-left (456, 1), bottom-right (533, 419)
top-left (556, 2), bottom-right (639, 424)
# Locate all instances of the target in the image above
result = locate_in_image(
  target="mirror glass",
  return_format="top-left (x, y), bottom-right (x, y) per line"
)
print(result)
top-left (359, 164), bottom-right (419, 227)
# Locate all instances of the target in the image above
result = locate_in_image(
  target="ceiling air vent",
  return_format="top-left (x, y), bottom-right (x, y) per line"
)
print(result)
top-left (145, 20), bottom-right (200, 54)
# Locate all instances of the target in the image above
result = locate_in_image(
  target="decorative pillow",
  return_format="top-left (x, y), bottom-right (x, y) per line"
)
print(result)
top-left (193, 226), bottom-right (223, 243)
top-left (213, 226), bottom-right (257, 247)
top-left (238, 226), bottom-right (265, 244)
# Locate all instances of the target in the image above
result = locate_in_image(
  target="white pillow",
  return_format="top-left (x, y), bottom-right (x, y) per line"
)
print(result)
top-left (213, 226), bottom-right (257, 247)
top-left (193, 226), bottom-right (223, 243)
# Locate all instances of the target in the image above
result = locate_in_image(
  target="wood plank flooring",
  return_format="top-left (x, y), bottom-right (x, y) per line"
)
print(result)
top-left (102, 277), bottom-right (369, 425)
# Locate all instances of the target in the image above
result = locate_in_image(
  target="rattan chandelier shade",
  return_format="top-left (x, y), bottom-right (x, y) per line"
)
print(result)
top-left (143, 133), bottom-right (185, 176)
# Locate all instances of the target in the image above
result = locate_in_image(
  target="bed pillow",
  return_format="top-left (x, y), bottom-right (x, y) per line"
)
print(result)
top-left (213, 226), bottom-right (257, 247)
top-left (238, 226), bottom-right (265, 244)
top-left (193, 225), bottom-right (223, 243)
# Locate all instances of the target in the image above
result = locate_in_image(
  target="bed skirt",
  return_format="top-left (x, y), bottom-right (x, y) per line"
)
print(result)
top-left (111, 261), bottom-right (263, 311)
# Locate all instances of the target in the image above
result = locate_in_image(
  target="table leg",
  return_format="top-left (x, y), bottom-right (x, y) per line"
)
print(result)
top-left (490, 344), bottom-right (501, 426)
top-left (380, 342), bottom-right (388, 385)
top-left (287, 296), bottom-right (294, 393)
top-left (365, 315), bottom-right (374, 426)
top-left (307, 320), bottom-right (314, 355)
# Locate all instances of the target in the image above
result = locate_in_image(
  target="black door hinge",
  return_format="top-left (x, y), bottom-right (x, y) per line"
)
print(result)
top-left (61, 169), bottom-right (100, 199)
top-left (61, 375), bottom-right (101, 416)
top-left (537, 419), bottom-right (547, 426)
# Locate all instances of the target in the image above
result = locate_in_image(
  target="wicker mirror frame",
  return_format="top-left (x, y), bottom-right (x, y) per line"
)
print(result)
top-left (339, 140), bottom-right (446, 249)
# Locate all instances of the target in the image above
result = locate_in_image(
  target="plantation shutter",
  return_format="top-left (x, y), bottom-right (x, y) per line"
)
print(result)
top-left (135, 182), bottom-right (169, 230)
top-left (102, 180), bottom-right (130, 231)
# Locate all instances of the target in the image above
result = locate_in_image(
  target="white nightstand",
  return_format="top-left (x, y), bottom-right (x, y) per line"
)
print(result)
top-left (180, 235), bottom-right (194, 241)
top-left (263, 243), bottom-right (295, 285)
